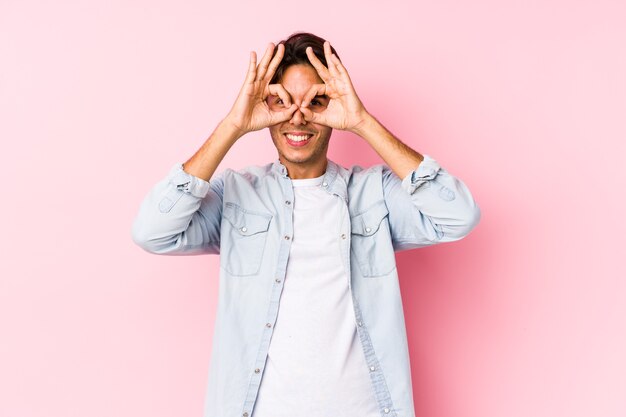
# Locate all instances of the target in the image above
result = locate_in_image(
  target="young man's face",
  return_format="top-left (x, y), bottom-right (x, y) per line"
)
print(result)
top-left (267, 64), bottom-right (332, 178)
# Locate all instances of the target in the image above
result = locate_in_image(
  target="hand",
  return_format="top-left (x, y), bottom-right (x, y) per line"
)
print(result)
top-left (299, 41), bottom-right (370, 132)
top-left (225, 43), bottom-right (298, 137)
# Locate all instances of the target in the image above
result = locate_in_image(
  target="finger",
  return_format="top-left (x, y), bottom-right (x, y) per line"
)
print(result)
top-left (242, 51), bottom-right (257, 85)
top-left (267, 83), bottom-right (292, 107)
top-left (264, 43), bottom-right (284, 82)
top-left (270, 103), bottom-right (299, 124)
top-left (300, 83), bottom-right (326, 108)
top-left (324, 41), bottom-right (339, 78)
top-left (305, 46), bottom-right (330, 82)
top-left (300, 106), bottom-right (324, 124)
top-left (255, 43), bottom-right (275, 81)
top-left (330, 53), bottom-right (349, 79)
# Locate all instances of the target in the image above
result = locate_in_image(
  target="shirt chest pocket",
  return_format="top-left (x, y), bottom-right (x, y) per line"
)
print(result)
top-left (350, 200), bottom-right (396, 277)
top-left (221, 202), bottom-right (272, 276)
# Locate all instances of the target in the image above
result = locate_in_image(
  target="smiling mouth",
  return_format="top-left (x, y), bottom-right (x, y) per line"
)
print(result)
top-left (284, 133), bottom-right (314, 147)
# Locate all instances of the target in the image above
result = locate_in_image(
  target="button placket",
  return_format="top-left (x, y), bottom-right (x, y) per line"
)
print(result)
top-left (240, 176), bottom-right (296, 417)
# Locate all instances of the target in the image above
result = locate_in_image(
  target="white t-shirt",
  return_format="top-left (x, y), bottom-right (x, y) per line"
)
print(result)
top-left (252, 175), bottom-right (380, 417)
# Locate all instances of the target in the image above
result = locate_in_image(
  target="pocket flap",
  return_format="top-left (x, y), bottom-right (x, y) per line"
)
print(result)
top-left (223, 203), bottom-right (272, 236)
top-left (351, 200), bottom-right (389, 236)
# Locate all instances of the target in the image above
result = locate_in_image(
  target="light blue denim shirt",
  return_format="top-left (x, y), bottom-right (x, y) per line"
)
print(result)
top-left (131, 155), bottom-right (480, 417)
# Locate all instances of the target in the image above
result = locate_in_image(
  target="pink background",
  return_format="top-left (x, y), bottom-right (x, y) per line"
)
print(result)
top-left (1, 0), bottom-right (625, 416)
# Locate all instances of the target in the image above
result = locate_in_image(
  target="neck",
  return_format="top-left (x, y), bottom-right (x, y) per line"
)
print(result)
top-left (281, 157), bottom-right (328, 180)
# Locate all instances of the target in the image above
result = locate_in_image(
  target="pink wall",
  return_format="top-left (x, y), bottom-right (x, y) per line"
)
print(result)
top-left (1, 0), bottom-right (625, 416)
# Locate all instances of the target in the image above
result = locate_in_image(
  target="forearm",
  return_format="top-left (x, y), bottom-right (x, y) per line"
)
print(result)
top-left (351, 113), bottom-right (424, 180)
top-left (183, 118), bottom-right (243, 181)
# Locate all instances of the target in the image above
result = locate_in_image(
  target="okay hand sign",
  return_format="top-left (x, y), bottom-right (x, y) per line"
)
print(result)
top-left (299, 41), bottom-right (369, 132)
top-left (226, 43), bottom-right (298, 136)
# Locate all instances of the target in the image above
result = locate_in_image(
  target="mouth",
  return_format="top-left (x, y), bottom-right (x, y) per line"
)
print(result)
top-left (284, 132), bottom-right (314, 147)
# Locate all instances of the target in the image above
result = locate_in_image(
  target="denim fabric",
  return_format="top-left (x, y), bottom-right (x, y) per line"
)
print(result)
top-left (131, 155), bottom-right (480, 417)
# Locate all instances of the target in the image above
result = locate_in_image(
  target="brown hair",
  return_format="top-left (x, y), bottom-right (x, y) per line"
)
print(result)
top-left (269, 32), bottom-right (340, 84)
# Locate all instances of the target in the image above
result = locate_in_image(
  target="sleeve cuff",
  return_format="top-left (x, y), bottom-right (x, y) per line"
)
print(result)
top-left (166, 163), bottom-right (211, 199)
top-left (401, 154), bottom-right (442, 194)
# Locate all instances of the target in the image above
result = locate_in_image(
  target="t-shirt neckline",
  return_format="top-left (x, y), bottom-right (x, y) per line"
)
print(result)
top-left (291, 174), bottom-right (325, 188)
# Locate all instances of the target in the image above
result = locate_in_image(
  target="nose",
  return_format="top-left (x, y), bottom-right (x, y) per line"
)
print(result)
top-left (289, 106), bottom-right (306, 125)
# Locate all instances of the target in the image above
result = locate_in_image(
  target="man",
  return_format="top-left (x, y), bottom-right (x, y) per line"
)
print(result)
top-left (132, 32), bottom-right (480, 417)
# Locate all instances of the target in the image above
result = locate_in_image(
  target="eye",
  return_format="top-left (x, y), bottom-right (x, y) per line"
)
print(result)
top-left (276, 98), bottom-right (284, 104)
top-left (310, 98), bottom-right (328, 107)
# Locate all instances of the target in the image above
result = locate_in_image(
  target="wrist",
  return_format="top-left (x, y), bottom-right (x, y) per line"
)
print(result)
top-left (349, 111), bottom-right (377, 137)
top-left (219, 117), bottom-right (246, 142)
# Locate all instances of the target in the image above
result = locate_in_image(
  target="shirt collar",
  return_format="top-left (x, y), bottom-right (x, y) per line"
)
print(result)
top-left (271, 158), bottom-right (347, 202)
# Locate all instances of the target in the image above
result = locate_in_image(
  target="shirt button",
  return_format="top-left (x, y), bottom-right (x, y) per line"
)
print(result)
top-left (369, 366), bottom-right (376, 371)
top-left (357, 321), bottom-right (363, 327)
top-left (254, 368), bottom-right (260, 373)
top-left (341, 234), bottom-right (346, 239)
top-left (322, 182), bottom-right (328, 187)
top-left (243, 413), bottom-right (249, 417)
top-left (365, 227), bottom-right (371, 233)
top-left (384, 407), bottom-right (390, 413)
top-left (266, 323), bottom-right (272, 328)
top-left (284, 235), bottom-right (291, 240)
top-left (240, 227), bottom-right (247, 233)
top-left (275, 278), bottom-right (282, 283)
top-left (285, 200), bottom-right (291, 205)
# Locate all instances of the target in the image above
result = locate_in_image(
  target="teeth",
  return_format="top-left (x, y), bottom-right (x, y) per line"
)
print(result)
top-left (286, 134), bottom-right (311, 142)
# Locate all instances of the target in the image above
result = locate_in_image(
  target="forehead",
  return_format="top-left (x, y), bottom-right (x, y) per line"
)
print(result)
top-left (279, 64), bottom-right (323, 95)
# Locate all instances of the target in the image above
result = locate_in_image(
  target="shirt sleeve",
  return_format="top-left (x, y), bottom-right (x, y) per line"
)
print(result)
top-left (131, 163), bottom-right (224, 255)
top-left (383, 154), bottom-right (481, 251)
